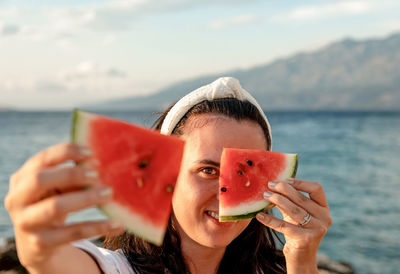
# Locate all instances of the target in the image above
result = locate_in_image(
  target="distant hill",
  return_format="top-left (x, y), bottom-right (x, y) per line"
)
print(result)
top-left (90, 32), bottom-right (400, 111)
top-left (0, 105), bottom-right (13, 111)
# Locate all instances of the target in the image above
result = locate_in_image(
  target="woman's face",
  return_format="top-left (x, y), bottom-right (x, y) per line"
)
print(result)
top-left (172, 114), bottom-right (267, 249)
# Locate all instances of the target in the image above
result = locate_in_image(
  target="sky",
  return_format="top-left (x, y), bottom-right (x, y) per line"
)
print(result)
top-left (1, 0), bottom-right (400, 110)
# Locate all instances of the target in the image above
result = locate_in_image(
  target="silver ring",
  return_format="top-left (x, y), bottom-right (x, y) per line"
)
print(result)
top-left (299, 212), bottom-right (311, 226)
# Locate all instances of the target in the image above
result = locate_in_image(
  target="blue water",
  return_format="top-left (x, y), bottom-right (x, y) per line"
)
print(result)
top-left (1, 110), bottom-right (399, 273)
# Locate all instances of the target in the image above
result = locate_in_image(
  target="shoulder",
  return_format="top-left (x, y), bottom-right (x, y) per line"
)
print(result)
top-left (72, 239), bottom-right (136, 274)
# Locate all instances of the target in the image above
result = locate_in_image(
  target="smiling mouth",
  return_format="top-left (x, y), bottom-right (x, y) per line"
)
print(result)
top-left (206, 210), bottom-right (219, 220)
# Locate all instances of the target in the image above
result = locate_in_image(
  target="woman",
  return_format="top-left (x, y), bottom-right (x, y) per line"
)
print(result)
top-left (4, 77), bottom-right (331, 273)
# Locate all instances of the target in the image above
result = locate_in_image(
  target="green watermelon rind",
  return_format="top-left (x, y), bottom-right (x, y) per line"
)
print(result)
top-left (71, 109), bottom-right (95, 146)
top-left (71, 109), bottom-right (79, 143)
top-left (219, 203), bottom-right (275, 221)
top-left (291, 154), bottom-right (298, 178)
top-left (71, 109), bottom-right (111, 224)
top-left (102, 202), bottom-right (165, 246)
top-left (219, 153), bottom-right (298, 222)
top-left (71, 109), bottom-right (168, 246)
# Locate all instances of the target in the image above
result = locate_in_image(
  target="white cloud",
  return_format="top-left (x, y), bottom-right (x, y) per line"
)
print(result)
top-left (106, 68), bottom-right (126, 78)
top-left (0, 7), bottom-right (18, 18)
top-left (0, 6), bottom-right (97, 42)
top-left (274, 1), bottom-right (374, 21)
top-left (102, 34), bottom-right (116, 46)
top-left (381, 20), bottom-right (400, 33)
top-left (0, 79), bottom-right (35, 92)
top-left (0, 22), bottom-right (20, 36)
top-left (47, 8), bottom-right (97, 33)
top-left (60, 61), bottom-right (127, 81)
top-left (0, 61), bottom-right (133, 109)
top-left (0, 0), bottom-right (261, 41)
top-left (101, 0), bottom-right (150, 10)
top-left (34, 80), bottom-right (68, 93)
top-left (55, 38), bottom-right (74, 49)
top-left (0, 1), bottom-right (142, 42)
top-left (27, 0), bottom-right (180, 36)
top-left (210, 14), bottom-right (257, 29)
top-left (1, 61), bottom-right (127, 93)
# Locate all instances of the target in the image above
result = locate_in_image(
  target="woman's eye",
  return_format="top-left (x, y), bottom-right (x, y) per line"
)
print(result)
top-left (200, 167), bottom-right (218, 177)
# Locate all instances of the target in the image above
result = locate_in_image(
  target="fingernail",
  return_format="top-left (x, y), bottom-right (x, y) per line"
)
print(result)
top-left (268, 181), bottom-right (276, 189)
top-left (80, 147), bottom-right (92, 156)
top-left (263, 191), bottom-right (272, 199)
top-left (85, 170), bottom-right (98, 179)
top-left (99, 187), bottom-right (113, 197)
top-left (256, 213), bottom-right (265, 220)
top-left (286, 178), bottom-right (295, 185)
top-left (109, 220), bottom-right (122, 230)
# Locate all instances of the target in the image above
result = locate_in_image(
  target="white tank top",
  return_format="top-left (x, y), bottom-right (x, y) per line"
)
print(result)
top-left (73, 240), bottom-right (136, 274)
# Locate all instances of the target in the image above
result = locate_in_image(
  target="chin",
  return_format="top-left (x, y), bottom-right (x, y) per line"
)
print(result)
top-left (200, 236), bottom-right (235, 249)
top-left (198, 222), bottom-right (250, 249)
top-left (200, 226), bottom-right (247, 248)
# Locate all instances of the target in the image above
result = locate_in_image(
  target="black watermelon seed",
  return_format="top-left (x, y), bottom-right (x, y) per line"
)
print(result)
top-left (237, 170), bottom-right (243, 176)
top-left (247, 160), bottom-right (253, 166)
top-left (221, 187), bottom-right (227, 192)
top-left (138, 160), bottom-right (149, 168)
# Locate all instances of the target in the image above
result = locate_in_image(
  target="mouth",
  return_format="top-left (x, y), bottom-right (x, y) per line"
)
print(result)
top-left (206, 210), bottom-right (219, 220)
top-left (205, 210), bottom-right (236, 227)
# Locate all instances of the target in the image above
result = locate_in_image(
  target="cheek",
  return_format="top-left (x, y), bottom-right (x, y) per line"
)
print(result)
top-left (172, 171), bottom-right (198, 218)
top-left (172, 171), bottom-right (211, 222)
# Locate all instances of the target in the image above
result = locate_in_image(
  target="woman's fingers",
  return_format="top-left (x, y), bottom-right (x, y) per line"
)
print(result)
top-left (264, 191), bottom-right (319, 226)
top-left (23, 143), bottom-right (92, 172)
top-left (258, 179), bottom-right (331, 264)
top-left (7, 165), bottom-right (101, 209)
top-left (28, 220), bottom-right (123, 251)
top-left (263, 179), bottom-right (332, 230)
top-left (9, 143), bottom-right (93, 193)
top-left (286, 178), bottom-right (328, 207)
top-left (256, 211), bottom-right (328, 253)
top-left (267, 180), bottom-right (327, 221)
top-left (256, 212), bottom-right (300, 234)
top-left (19, 186), bottom-right (113, 229)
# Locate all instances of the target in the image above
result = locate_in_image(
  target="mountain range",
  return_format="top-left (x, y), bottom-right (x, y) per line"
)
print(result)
top-left (90, 32), bottom-right (400, 111)
top-left (0, 105), bottom-right (12, 111)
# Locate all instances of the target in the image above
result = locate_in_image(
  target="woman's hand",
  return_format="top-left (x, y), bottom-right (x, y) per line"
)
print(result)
top-left (256, 178), bottom-right (332, 274)
top-left (4, 143), bottom-right (123, 272)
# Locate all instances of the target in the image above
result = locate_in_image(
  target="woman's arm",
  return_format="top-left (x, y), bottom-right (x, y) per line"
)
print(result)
top-left (256, 178), bottom-right (332, 274)
top-left (27, 245), bottom-right (102, 274)
top-left (4, 143), bottom-right (123, 273)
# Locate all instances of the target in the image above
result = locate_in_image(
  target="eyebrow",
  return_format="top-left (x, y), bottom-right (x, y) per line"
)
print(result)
top-left (194, 159), bottom-right (220, 167)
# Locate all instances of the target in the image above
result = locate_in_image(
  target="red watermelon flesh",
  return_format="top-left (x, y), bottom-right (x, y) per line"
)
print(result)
top-left (219, 148), bottom-right (298, 222)
top-left (71, 110), bottom-right (185, 245)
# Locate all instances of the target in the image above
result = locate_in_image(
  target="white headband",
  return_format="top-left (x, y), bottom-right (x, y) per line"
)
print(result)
top-left (160, 77), bottom-right (272, 150)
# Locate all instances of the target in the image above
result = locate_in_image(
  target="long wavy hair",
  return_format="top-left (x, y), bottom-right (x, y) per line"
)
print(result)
top-left (104, 98), bottom-right (286, 273)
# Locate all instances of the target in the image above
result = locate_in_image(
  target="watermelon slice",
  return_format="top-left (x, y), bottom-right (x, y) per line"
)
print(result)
top-left (219, 148), bottom-right (298, 222)
top-left (71, 110), bottom-right (185, 245)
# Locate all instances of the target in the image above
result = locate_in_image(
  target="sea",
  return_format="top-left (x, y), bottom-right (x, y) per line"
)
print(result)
top-left (0, 110), bottom-right (399, 273)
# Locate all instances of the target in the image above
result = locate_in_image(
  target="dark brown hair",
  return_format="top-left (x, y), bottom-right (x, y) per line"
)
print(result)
top-left (104, 99), bottom-right (286, 273)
